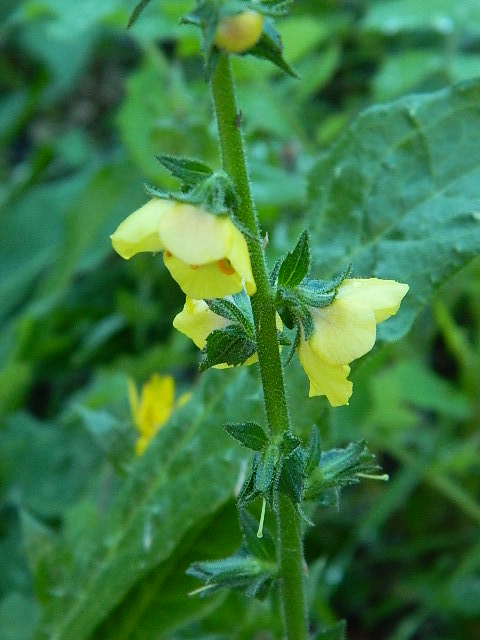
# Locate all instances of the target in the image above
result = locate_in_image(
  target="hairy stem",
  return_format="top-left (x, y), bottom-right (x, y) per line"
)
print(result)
top-left (211, 53), bottom-right (308, 640)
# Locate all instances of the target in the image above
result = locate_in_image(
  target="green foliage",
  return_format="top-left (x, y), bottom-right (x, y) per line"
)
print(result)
top-left (2, 0), bottom-right (480, 639)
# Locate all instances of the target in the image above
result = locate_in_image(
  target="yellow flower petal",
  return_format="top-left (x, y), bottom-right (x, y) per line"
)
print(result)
top-left (158, 203), bottom-right (231, 264)
top-left (298, 339), bottom-right (353, 406)
top-left (337, 278), bottom-right (409, 323)
top-left (173, 298), bottom-right (229, 349)
top-left (309, 299), bottom-right (377, 366)
top-left (164, 254), bottom-right (247, 299)
top-left (110, 199), bottom-right (171, 259)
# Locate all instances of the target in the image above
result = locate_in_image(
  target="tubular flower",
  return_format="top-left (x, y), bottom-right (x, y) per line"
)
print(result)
top-left (111, 199), bottom-right (256, 299)
top-left (298, 278), bottom-right (409, 407)
top-left (128, 373), bottom-right (189, 455)
top-left (173, 298), bottom-right (258, 366)
top-left (214, 10), bottom-right (264, 53)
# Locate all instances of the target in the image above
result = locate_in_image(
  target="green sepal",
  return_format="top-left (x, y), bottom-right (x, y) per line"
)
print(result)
top-left (207, 298), bottom-right (254, 339)
top-left (304, 425), bottom-right (321, 477)
top-left (127, 0), bottom-right (153, 28)
top-left (237, 463), bottom-right (262, 507)
top-left (255, 443), bottom-right (280, 493)
top-left (277, 230), bottom-right (311, 289)
top-left (238, 508), bottom-right (276, 563)
top-left (187, 550), bottom-right (275, 600)
top-left (276, 288), bottom-right (314, 339)
top-left (224, 422), bottom-right (268, 451)
top-left (156, 154), bottom-right (213, 188)
top-left (280, 430), bottom-right (301, 456)
top-left (248, 19), bottom-right (298, 78)
top-left (278, 447), bottom-right (305, 504)
top-left (296, 264), bottom-right (352, 308)
top-left (199, 326), bottom-right (256, 371)
top-left (304, 441), bottom-right (380, 502)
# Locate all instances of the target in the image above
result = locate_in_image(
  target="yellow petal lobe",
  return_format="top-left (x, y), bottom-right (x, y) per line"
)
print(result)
top-left (110, 199), bottom-right (171, 259)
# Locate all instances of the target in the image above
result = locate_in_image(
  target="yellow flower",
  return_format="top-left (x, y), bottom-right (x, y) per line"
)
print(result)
top-left (110, 199), bottom-right (256, 299)
top-left (173, 298), bottom-right (258, 367)
top-left (298, 278), bottom-right (409, 407)
top-left (128, 373), bottom-right (186, 455)
top-left (214, 10), bottom-right (264, 53)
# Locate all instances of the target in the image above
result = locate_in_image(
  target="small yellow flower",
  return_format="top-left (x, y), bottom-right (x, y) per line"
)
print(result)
top-left (214, 10), bottom-right (264, 54)
top-left (173, 298), bottom-right (258, 367)
top-left (128, 373), bottom-right (186, 455)
top-left (110, 199), bottom-right (256, 299)
top-left (298, 278), bottom-right (409, 407)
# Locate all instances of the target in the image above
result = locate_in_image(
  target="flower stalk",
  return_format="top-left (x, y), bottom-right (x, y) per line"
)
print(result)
top-left (211, 53), bottom-right (309, 640)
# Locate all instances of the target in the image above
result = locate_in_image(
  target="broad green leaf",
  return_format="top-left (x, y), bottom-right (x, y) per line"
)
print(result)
top-left (224, 422), bottom-right (267, 451)
top-left (308, 79), bottom-right (480, 341)
top-left (278, 230), bottom-right (310, 288)
top-left (33, 370), bottom-right (261, 640)
top-left (362, 0), bottom-right (480, 36)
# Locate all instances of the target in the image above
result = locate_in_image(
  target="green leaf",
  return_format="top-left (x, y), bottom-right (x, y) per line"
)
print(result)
top-left (156, 154), bottom-right (214, 187)
top-left (238, 509), bottom-right (276, 563)
top-left (305, 425), bottom-right (321, 477)
top-left (224, 422), bottom-right (268, 451)
top-left (33, 370), bottom-right (261, 640)
top-left (255, 444), bottom-right (279, 493)
top-left (278, 449), bottom-right (305, 504)
top-left (249, 19), bottom-right (298, 78)
top-left (308, 79), bottom-right (480, 341)
top-left (200, 326), bottom-right (256, 371)
top-left (207, 298), bottom-right (254, 339)
top-left (127, 0), bottom-right (154, 28)
top-left (277, 230), bottom-right (310, 288)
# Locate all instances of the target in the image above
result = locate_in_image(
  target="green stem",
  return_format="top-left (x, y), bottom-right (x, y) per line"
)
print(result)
top-left (211, 54), bottom-right (308, 640)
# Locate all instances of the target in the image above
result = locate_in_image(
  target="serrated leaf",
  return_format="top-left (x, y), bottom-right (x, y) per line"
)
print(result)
top-left (308, 79), bottom-right (480, 341)
top-left (280, 430), bottom-right (301, 456)
top-left (200, 326), bottom-right (256, 371)
top-left (224, 421), bottom-right (267, 451)
top-left (156, 154), bottom-right (213, 187)
top-left (278, 230), bottom-right (311, 288)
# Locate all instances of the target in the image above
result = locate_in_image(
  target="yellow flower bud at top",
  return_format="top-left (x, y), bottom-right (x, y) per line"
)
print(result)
top-left (214, 10), bottom-right (264, 54)
top-left (110, 199), bottom-right (256, 299)
top-left (298, 278), bottom-right (409, 407)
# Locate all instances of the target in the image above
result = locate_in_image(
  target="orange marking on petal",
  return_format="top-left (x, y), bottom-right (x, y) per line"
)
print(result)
top-left (217, 258), bottom-right (235, 275)
top-left (190, 264), bottom-right (199, 270)
top-left (164, 250), bottom-right (172, 257)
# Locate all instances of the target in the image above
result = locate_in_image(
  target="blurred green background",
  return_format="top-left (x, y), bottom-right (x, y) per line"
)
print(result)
top-left (1, 1), bottom-right (480, 639)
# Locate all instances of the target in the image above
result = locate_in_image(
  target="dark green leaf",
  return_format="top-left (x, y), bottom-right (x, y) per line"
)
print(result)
top-left (249, 19), bottom-right (298, 77)
top-left (314, 620), bottom-right (347, 640)
top-left (238, 509), bottom-right (276, 563)
top-left (156, 154), bottom-right (214, 187)
top-left (200, 326), bottom-right (256, 371)
top-left (255, 444), bottom-right (279, 493)
top-left (305, 425), bottom-right (321, 477)
top-left (280, 430), bottom-right (301, 456)
top-left (278, 230), bottom-right (311, 288)
top-left (308, 79), bottom-right (480, 341)
top-left (278, 449), bottom-right (305, 504)
top-left (224, 422), bottom-right (267, 451)
top-left (207, 298), bottom-right (254, 339)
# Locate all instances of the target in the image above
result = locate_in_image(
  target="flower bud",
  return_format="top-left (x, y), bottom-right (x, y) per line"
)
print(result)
top-left (214, 10), bottom-right (264, 54)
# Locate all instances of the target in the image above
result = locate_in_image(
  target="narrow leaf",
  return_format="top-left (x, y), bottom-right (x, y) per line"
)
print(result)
top-left (127, 0), bottom-right (153, 28)
top-left (278, 229), bottom-right (311, 288)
